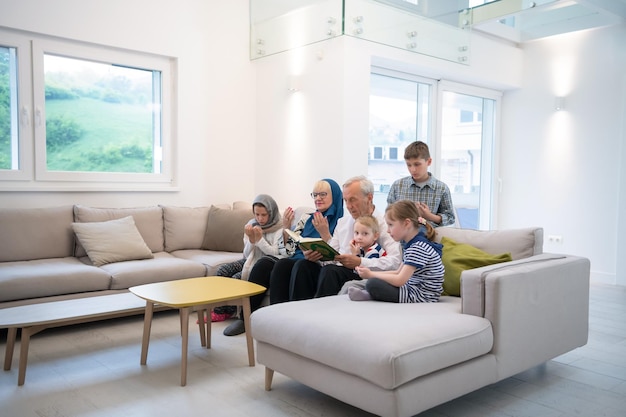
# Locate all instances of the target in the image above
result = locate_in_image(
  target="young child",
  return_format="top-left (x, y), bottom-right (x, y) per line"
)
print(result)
top-left (350, 215), bottom-right (387, 259)
top-left (349, 200), bottom-right (444, 303)
top-left (337, 215), bottom-right (387, 295)
top-left (387, 140), bottom-right (455, 227)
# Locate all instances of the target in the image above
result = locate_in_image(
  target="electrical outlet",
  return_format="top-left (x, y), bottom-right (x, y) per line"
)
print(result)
top-left (547, 235), bottom-right (563, 244)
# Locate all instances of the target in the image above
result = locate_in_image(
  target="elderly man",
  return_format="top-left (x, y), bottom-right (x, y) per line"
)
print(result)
top-left (289, 176), bottom-right (401, 300)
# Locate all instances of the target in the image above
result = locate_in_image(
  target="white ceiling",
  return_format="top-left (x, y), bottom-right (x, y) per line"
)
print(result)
top-left (470, 0), bottom-right (626, 43)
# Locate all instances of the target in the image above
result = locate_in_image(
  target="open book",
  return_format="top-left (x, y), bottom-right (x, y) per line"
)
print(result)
top-left (284, 228), bottom-right (339, 261)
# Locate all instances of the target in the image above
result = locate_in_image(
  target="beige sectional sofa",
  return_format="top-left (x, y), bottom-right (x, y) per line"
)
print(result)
top-left (0, 203), bottom-right (253, 309)
top-left (251, 226), bottom-right (591, 417)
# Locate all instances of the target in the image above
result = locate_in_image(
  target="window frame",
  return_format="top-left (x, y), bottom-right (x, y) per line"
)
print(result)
top-left (0, 29), bottom-right (33, 182)
top-left (437, 80), bottom-right (501, 229)
top-left (0, 28), bottom-right (178, 191)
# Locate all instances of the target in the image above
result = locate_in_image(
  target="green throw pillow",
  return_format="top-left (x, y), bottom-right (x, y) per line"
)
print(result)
top-left (441, 236), bottom-right (512, 296)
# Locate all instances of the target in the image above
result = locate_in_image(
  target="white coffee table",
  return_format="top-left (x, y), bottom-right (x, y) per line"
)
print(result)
top-left (0, 292), bottom-right (147, 386)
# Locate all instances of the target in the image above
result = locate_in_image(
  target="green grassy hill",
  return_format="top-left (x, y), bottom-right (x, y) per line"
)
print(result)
top-left (45, 97), bottom-right (154, 172)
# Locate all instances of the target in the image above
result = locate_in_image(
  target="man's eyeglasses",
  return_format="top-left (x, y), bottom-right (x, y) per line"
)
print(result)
top-left (310, 192), bottom-right (328, 199)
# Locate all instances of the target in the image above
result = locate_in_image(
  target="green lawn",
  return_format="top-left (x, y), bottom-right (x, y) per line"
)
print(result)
top-left (45, 97), bottom-right (154, 172)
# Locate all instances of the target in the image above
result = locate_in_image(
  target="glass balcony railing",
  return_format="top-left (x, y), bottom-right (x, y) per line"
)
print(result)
top-left (251, 0), bottom-right (619, 61)
top-left (250, 0), bottom-right (472, 65)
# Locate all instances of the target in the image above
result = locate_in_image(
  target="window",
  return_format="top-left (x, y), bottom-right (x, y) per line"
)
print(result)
top-left (368, 69), bottom-right (501, 229)
top-left (43, 55), bottom-right (161, 174)
top-left (0, 28), bottom-right (176, 190)
top-left (439, 83), bottom-right (500, 229)
top-left (0, 45), bottom-right (18, 171)
top-left (368, 70), bottom-right (434, 211)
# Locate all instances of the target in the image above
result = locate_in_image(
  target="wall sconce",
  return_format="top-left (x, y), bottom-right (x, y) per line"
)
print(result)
top-left (288, 75), bottom-right (302, 93)
top-left (555, 97), bottom-right (565, 111)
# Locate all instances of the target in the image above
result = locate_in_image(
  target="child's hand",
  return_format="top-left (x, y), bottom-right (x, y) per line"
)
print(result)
top-left (350, 239), bottom-right (360, 256)
top-left (354, 266), bottom-right (371, 279)
top-left (245, 224), bottom-right (262, 243)
top-left (415, 202), bottom-right (432, 219)
top-left (251, 226), bottom-right (262, 243)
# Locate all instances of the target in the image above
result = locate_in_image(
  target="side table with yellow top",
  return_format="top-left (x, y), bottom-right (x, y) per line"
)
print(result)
top-left (129, 276), bottom-right (266, 386)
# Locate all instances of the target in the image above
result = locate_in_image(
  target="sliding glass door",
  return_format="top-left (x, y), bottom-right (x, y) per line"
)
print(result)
top-left (368, 71), bottom-right (500, 229)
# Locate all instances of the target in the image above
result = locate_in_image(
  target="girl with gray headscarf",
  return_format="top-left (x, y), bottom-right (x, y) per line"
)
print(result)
top-left (213, 194), bottom-right (285, 324)
top-left (239, 194), bottom-right (284, 280)
top-left (216, 194), bottom-right (284, 281)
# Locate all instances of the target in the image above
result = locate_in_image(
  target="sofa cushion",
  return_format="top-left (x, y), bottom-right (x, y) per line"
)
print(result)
top-left (441, 236), bottom-right (512, 296)
top-left (162, 206), bottom-right (210, 252)
top-left (72, 216), bottom-right (154, 267)
top-left (232, 201), bottom-right (251, 210)
top-left (0, 206), bottom-right (75, 262)
top-left (73, 205), bottom-right (164, 256)
top-left (0, 258), bottom-right (111, 302)
top-left (435, 227), bottom-right (542, 260)
top-left (201, 205), bottom-right (252, 252)
top-left (169, 249), bottom-right (246, 276)
top-left (100, 252), bottom-right (207, 290)
top-left (251, 295), bottom-right (493, 390)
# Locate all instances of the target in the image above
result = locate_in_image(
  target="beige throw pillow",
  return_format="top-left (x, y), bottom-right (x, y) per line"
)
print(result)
top-left (72, 216), bottom-right (154, 266)
top-left (201, 205), bottom-right (251, 252)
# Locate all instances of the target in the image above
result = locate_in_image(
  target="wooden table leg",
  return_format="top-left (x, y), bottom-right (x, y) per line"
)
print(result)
top-left (17, 325), bottom-right (44, 386)
top-left (140, 301), bottom-right (154, 365)
top-left (197, 308), bottom-right (206, 347)
top-left (205, 306), bottom-right (212, 349)
top-left (241, 297), bottom-right (255, 366)
top-left (180, 307), bottom-right (189, 386)
top-left (4, 327), bottom-right (16, 371)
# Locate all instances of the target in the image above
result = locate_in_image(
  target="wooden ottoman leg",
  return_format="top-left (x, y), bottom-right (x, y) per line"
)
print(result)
top-left (265, 367), bottom-right (274, 391)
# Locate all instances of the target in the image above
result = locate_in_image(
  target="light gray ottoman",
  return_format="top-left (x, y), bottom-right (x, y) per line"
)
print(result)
top-left (251, 295), bottom-right (496, 417)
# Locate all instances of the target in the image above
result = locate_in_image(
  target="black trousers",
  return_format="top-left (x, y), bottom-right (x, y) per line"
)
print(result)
top-left (267, 258), bottom-right (323, 303)
top-left (315, 264), bottom-right (361, 297)
top-left (247, 256), bottom-right (323, 307)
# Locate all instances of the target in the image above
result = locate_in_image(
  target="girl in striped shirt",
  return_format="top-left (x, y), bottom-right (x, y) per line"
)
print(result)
top-left (350, 200), bottom-right (444, 303)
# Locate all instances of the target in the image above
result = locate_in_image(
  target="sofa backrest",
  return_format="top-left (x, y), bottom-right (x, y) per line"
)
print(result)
top-left (162, 205), bottom-right (217, 252)
top-left (73, 205), bottom-right (165, 256)
top-left (435, 227), bottom-right (543, 260)
top-left (0, 205), bottom-right (75, 262)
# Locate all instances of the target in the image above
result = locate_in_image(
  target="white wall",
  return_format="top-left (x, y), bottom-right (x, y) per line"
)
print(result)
top-left (0, 0), bottom-right (257, 208)
top-left (254, 32), bottom-right (524, 208)
top-left (500, 25), bottom-right (626, 285)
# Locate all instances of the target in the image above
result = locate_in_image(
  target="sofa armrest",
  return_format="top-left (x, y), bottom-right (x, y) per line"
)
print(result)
top-left (462, 254), bottom-right (590, 380)
top-left (461, 253), bottom-right (568, 316)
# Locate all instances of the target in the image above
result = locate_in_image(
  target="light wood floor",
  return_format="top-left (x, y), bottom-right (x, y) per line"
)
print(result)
top-left (1, 282), bottom-right (625, 417)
